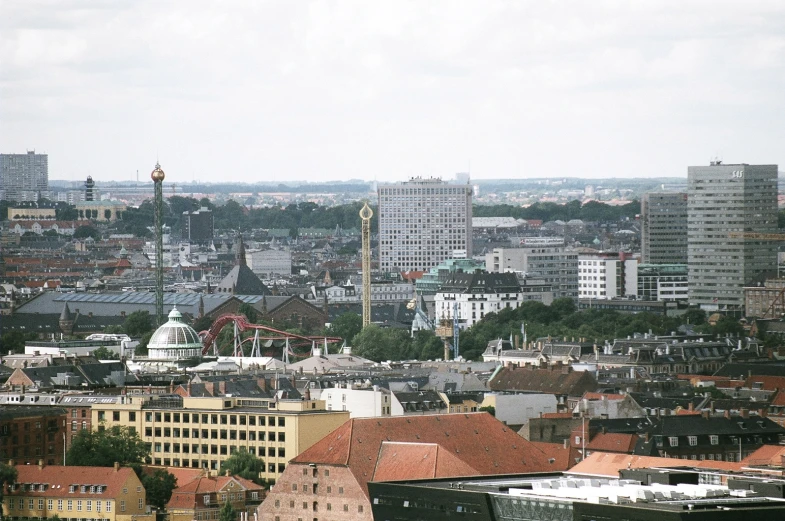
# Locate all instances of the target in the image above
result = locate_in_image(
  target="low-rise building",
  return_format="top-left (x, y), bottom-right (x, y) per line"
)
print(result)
top-left (3, 462), bottom-right (154, 521)
top-left (167, 472), bottom-right (263, 521)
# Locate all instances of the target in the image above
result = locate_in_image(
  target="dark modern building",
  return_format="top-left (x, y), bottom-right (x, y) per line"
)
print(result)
top-left (368, 470), bottom-right (785, 521)
top-left (641, 192), bottom-right (688, 264)
top-left (182, 206), bottom-right (214, 243)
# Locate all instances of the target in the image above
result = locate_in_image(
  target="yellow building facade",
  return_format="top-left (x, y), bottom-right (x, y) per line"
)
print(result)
top-left (2, 462), bottom-right (154, 521)
top-left (90, 395), bottom-right (349, 482)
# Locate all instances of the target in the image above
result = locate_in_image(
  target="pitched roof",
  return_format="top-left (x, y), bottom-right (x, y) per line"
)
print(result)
top-left (741, 444), bottom-right (785, 467)
top-left (586, 432), bottom-right (639, 453)
top-left (291, 413), bottom-right (553, 497)
top-left (215, 264), bottom-right (270, 295)
top-left (743, 375), bottom-right (785, 391)
top-left (8, 464), bottom-right (137, 499)
top-left (489, 366), bottom-right (597, 395)
top-left (371, 442), bottom-right (477, 481)
top-left (568, 451), bottom-right (744, 477)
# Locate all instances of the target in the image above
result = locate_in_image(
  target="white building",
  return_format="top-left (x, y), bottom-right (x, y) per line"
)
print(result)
top-left (247, 249), bottom-right (292, 279)
top-left (378, 177), bottom-right (473, 272)
top-left (320, 385), bottom-right (392, 417)
top-left (578, 252), bottom-right (638, 300)
top-left (435, 272), bottom-right (523, 330)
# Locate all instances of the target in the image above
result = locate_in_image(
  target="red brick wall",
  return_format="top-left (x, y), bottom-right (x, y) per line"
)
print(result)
top-left (258, 463), bottom-right (371, 521)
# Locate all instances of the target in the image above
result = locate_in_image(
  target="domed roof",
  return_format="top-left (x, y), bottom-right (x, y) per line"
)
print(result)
top-left (148, 306), bottom-right (203, 349)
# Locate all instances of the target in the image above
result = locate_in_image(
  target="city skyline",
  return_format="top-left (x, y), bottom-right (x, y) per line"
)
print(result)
top-left (2, 2), bottom-right (785, 184)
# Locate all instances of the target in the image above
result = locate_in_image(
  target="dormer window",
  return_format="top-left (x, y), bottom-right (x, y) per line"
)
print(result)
top-left (69, 485), bottom-right (76, 493)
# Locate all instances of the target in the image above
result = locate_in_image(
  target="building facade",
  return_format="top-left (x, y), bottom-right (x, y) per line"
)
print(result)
top-left (0, 407), bottom-right (68, 466)
top-left (434, 272), bottom-right (523, 330)
top-left (637, 263), bottom-right (689, 302)
top-left (247, 249), bottom-right (291, 279)
top-left (688, 162), bottom-right (778, 313)
top-left (578, 252), bottom-right (638, 300)
top-left (640, 192), bottom-right (688, 264)
top-left (486, 238), bottom-right (578, 300)
top-left (378, 177), bottom-right (472, 273)
top-left (89, 394), bottom-right (349, 482)
top-left (182, 207), bottom-right (214, 243)
top-left (1, 151), bottom-right (49, 202)
top-left (3, 463), bottom-right (153, 521)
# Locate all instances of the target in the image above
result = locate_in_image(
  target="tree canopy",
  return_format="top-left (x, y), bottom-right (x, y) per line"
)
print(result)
top-left (138, 468), bottom-right (176, 510)
top-left (65, 425), bottom-right (149, 467)
top-left (124, 310), bottom-right (154, 337)
top-left (219, 499), bottom-right (237, 521)
top-left (219, 449), bottom-right (267, 487)
top-left (0, 462), bottom-right (18, 521)
top-left (326, 312), bottom-right (363, 343)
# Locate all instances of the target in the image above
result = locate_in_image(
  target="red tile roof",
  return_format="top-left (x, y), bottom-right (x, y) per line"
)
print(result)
top-left (8, 464), bottom-right (137, 498)
top-left (582, 392), bottom-right (625, 401)
top-left (741, 444), bottom-right (785, 467)
top-left (585, 432), bottom-right (638, 453)
top-left (143, 466), bottom-right (205, 486)
top-left (291, 413), bottom-right (552, 497)
top-left (372, 442), bottom-right (477, 481)
top-left (744, 375), bottom-right (785, 391)
top-left (528, 442), bottom-right (580, 471)
top-left (568, 452), bottom-right (744, 477)
top-left (167, 474), bottom-right (263, 510)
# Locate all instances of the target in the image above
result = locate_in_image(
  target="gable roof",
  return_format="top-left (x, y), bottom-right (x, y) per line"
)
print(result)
top-left (9, 464), bottom-right (138, 499)
top-left (215, 264), bottom-right (270, 295)
top-left (568, 451), bottom-right (744, 477)
top-left (371, 442), bottom-right (477, 481)
top-left (489, 366), bottom-right (597, 395)
top-left (290, 413), bottom-right (553, 497)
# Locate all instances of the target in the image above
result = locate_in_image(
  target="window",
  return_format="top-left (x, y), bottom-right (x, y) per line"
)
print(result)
top-left (106, 501), bottom-right (112, 512)
top-left (139, 498), bottom-right (144, 509)
top-left (39, 499), bottom-right (45, 510)
top-left (292, 484), bottom-right (298, 492)
top-left (204, 495), bottom-right (211, 505)
top-left (688, 436), bottom-right (697, 446)
top-left (77, 500), bottom-right (83, 512)
top-left (48, 499), bottom-right (53, 510)
top-left (57, 500), bottom-right (63, 511)
top-left (67, 500), bottom-right (73, 511)
top-left (710, 435), bottom-right (719, 445)
top-left (87, 500), bottom-right (92, 511)
top-left (669, 437), bottom-right (679, 447)
top-left (97, 501), bottom-right (102, 513)
top-left (121, 500), bottom-right (126, 512)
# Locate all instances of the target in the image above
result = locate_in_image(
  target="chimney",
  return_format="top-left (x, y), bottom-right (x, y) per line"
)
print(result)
top-left (740, 408), bottom-right (749, 419)
top-left (8, 459), bottom-right (15, 466)
top-left (563, 439), bottom-right (568, 449)
top-left (187, 379), bottom-right (192, 396)
top-left (688, 402), bottom-right (694, 412)
top-left (702, 410), bottom-right (710, 420)
top-left (759, 408), bottom-right (768, 418)
top-left (219, 381), bottom-right (227, 395)
top-left (38, 460), bottom-right (44, 469)
top-left (114, 462), bottom-right (120, 471)
top-left (724, 410), bottom-right (731, 420)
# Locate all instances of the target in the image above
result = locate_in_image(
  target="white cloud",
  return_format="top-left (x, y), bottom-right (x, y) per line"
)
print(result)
top-left (1, 0), bottom-right (784, 183)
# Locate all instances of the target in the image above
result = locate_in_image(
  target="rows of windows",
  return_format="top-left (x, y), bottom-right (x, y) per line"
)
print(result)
top-left (4, 499), bottom-right (115, 513)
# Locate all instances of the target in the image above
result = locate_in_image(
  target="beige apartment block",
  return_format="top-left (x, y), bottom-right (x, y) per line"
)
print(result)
top-left (90, 394), bottom-right (349, 483)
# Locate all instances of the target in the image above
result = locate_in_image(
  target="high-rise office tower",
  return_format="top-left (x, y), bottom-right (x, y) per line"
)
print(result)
top-left (688, 162), bottom-right (778, 313)
top-left (182, 206), bottom-right (214, 243)
top-left (0, 151), bottom-right (48, 202)
top-left (640, 192), bottom-right (688, 264)
top-left (378, 177), bottom-right (472, 272)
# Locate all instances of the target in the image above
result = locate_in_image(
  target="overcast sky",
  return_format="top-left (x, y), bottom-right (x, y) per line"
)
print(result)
top-left (2, 1), bottom-right (784, 184)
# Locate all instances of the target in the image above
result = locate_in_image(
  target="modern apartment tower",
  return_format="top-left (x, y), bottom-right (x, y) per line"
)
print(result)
top-left (0, 151), bottom-right (48, 202)
top-left (687, 162), bottom-right (778, 313)
top-left (378, 177), bottom-right (472, 272)
top-left (640, 191), bottom-right (688, 264)
top-left (485, 238), bottom-right (579, 300)
top-left (182, 206), bottom-right (214, 243)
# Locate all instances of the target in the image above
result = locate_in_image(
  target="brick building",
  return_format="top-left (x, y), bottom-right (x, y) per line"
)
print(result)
top-left (0, 406), bottom-right (67, 466)
top-left (167, 472), bottom-right (264, 521)
top-left (258, 413), bottom-right (561, 521)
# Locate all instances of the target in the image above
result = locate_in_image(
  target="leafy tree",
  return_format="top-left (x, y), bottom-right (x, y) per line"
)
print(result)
top-left (219, 499), bottom-right (237, 521)
top-left (73, 225), bottom-right (99, 239)
top-left (135, 331), bottom-right (154, 356)
top-left (683, 308), bottom-right (707, 326)
top-left (0, 331), bottom-right (37, 354)
top-left (351, 325), bottom-right (413, 362)
top-left (479, 406), bottom-right (496, 417)
top-left (238, 303), bottom-right (258, 324)
top-left (139, 468), bottom-right (176, 510)
top-left (91, 346), bottom-right (119, 360)
top-left (712, 316), bottom-right (745, 337)
top-left (124, 310), bottom-right (153, 337)
top-left (65, 425), bottom-right (149, 467)
top-left (220, 449), bottom-right (266, 486)
top-left (412, 330), bottom-right (444, 360)
top-left (326, 312), bottom-right (363, 343)
top-left (0, 462), bottom-right (18, 521)
top-left (193, 314), bottom-right (214, 333)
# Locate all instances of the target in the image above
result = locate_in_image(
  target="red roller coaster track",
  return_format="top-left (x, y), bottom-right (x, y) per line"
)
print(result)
top-left (198, 314), bottom-right (342, 357)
